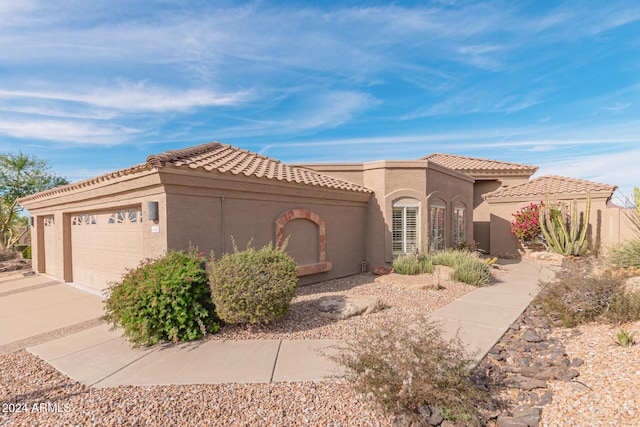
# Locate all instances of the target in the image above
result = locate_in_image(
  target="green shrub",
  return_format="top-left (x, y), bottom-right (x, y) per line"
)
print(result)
top-left (392, 253), bottom-right (435, 275)
top-left (609, 239), bottom-right (640, 269)
top-left (209, 241), bottom-right (298, 325)
top-left (0, 248), bottom-right (17, 262)
top-left (536, 266), bottom-right (631, 327)
top-left (431, 250), bottom-right (493, 287)
top-left (21, 245), bottom-right (31, 259)
top-left (103, 249), bottom-right (219, 347)
top-left (333, 317), bottom-right (489, 426)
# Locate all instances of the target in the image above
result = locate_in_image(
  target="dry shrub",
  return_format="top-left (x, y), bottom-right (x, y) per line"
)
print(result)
top-left (609, 239), bottom-right (640, 269)
top-left (536, 265), bottom-right (640, 327)
top-left (333, 317), bottom-right (489, 425)
top-left (0, 248), bottom-right (17, 262)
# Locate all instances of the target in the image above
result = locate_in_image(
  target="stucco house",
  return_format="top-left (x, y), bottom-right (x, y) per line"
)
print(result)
top-left (18, 142), bottom-right (628, 294)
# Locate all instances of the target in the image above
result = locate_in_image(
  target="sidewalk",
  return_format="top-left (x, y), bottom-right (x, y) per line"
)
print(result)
top-left (24, 260), bottom-right (557, 387)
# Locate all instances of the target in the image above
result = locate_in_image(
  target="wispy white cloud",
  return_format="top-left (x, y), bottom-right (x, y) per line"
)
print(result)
top-left (0, 83), bottom-right (251, 113)
top-left (536, 148), bottom-right (640, 197)
top-left (0, 119), bottom-right (140, 145)
top-left (604, 102), bottom-right (632, 112)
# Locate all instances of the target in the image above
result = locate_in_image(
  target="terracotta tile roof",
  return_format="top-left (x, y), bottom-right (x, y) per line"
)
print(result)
top-left (423, 153), bottom-right (538, 176)
top-left (18, 142), bottom-right (371, 204)
top-left (17, 163), bottom-right (151, 203)
top-left (485, 175), bottom-right (617, 200)
top-left (147, 142), bottom-right (372, 192)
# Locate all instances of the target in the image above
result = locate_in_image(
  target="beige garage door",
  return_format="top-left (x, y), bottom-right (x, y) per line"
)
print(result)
top-left (43, 216), bottom-right (57, 276)
top-left (71, 208), bottom-right (143, 291)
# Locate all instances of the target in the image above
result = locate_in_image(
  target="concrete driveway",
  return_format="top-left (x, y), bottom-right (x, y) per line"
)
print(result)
top-left (0, 272), bottom-right (104, 354)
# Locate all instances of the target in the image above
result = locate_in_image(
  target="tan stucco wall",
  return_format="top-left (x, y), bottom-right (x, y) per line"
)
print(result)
top-left (426, 166), bottom-right (475, 250)
top-left (487, 193), bottom-right (625, 257)
top-left (160, 168), bottom-right (369, 285)
top-left (301, 160), bottom-right (475, 269)
top-left (472, 180), bottom-right (501, 253)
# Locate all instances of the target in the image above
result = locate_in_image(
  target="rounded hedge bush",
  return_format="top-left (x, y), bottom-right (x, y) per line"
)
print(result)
top-left (209, 242), bottom-right (298, 325)
top-left (103, 249), bottom-right (220, 347)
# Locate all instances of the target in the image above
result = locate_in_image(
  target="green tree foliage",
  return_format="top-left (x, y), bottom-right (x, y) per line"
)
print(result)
top-left (0, 152), bottom-right (68, 248)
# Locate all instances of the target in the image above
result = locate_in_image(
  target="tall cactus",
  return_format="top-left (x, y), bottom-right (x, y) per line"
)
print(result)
top-left (539, 192), bottom-right (591, 256)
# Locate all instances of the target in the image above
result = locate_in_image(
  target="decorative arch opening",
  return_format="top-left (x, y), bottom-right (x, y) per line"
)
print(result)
top-left (275, 208), bottom-right (332, 276)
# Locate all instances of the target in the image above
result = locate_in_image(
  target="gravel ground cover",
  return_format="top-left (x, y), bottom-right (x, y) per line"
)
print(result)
top-left (209, 272), bottom-right (476, 341)
top-left (0, 350), bottom-right (393, 426)
top-left (540, 321), bottom-right (640, 427)
top-left (1, 271), bottom-right (476, 426)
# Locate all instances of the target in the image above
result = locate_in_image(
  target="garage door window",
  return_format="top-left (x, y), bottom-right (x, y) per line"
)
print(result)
top-left (72, 213), bottom-right (96, 225)
top-left (108, 209), bottom-right (142, 224)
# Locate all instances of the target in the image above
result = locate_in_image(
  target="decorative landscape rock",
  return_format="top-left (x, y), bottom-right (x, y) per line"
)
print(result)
top-left (0, 259), bottom-right (31, 272)
top-left (433, 265), bottom-right (455, 282)
top-left (471, 302), bottom-right (582, 426)
top-left (315, 295), bottom-right (383, 320)
top-left (522, 251), bottom-right (564, 266)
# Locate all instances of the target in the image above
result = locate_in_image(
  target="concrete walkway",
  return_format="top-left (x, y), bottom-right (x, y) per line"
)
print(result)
top-left (9, 260), bottom-right (558, 387)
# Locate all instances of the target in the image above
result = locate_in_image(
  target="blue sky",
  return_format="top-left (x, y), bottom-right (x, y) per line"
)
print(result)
top-left (1, 0), bottom-right (639, 198)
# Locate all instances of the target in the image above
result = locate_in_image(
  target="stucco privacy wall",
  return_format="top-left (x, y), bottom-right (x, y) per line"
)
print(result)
top-left (159, 167), bottom-right (369, 285)
top-left (485, 176), bottom-right (621, 256)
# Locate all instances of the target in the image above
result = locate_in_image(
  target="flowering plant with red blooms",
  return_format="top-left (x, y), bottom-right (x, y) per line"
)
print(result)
top-left (511, 202), bottom-right (543, 241)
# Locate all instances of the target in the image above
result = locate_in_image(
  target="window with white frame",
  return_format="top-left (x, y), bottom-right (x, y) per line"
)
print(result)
top-left (453, 203), bottom-right (466, 246)
top-left (430, 200), bottom-right (446, 251)
top-left (392, 198), bottom-right (419, 255)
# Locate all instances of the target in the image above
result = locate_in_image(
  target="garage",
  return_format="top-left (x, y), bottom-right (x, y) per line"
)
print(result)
top-left (71, 207), bottom-right (144, 292)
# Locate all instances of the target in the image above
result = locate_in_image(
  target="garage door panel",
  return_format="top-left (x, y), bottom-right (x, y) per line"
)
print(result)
top-left (71, 208), bottom-right (143, 291)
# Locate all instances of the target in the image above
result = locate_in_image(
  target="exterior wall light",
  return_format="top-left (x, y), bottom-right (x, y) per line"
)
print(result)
top-left (147, 201), bottom-right (159, 221)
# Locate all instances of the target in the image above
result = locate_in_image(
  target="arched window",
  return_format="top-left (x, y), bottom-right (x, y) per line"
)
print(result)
top-left (453, 202), bottom-right (466, 246)
top-left (392, 198), bottom-right (420, 255)
top-left (430, 200), bottom-right (446, 251)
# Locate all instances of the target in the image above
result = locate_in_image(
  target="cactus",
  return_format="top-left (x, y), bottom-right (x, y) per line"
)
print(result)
top-left (539, 192), bottom-right (591, 256)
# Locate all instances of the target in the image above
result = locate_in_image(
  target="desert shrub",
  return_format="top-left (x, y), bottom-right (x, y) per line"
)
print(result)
top-left (333, 317), bottom-right (490, 425)
top-left (606, 290), bottom-right (640, 324)
top-left (535, 266), bottom-right (633, 327)
top-left (393, 253), bottom-right (434, 275)
top-left (451, 256), bottom-right (494, 287)
top-left (417, 253), bottom-right (435, 274)
top-left (103, 249), bottom-right (219, 347)
top-left (431, 250), bottom-right (493, 287)
top-left (608, 239), bottom-right (640, 269)
top-left (209, 241), bottom-right (298, 325)
top-left (0, 248), bottom-right (17, 262)
top-left (21, 245), bottom-right (31, 259)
